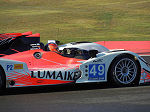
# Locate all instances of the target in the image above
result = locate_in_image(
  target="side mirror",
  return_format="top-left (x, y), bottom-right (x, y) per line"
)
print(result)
top-left (89, 50), bottom-right (98, 58)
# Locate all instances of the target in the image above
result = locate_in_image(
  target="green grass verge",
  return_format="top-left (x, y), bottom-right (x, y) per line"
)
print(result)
top-left (0, 0), bottom-right (150, 44)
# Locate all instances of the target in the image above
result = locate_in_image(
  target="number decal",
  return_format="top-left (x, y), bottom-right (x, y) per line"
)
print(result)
top-left (98, 64), bottom-right (105, 76)
top-left (6, 64), bottom-right (14, 71)
top-left (89, 65), bottom-right (97, 76)
top-left (89, 64), bottom-right (105, 80)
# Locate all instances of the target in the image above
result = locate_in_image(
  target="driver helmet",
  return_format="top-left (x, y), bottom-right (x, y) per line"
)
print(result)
top-left (47, 43), bottom-right (59, 52)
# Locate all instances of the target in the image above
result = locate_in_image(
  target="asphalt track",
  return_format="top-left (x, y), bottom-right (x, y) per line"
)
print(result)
top-left (0, 83), bottom-right (150, 112)
top-left (0, 56), bottom-right (149, 112)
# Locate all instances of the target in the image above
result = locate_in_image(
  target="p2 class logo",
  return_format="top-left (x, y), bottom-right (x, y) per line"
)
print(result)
top-left (6, 64), bottom-right (14, 71)
top-left (88, 64), bottom-right (105, 80)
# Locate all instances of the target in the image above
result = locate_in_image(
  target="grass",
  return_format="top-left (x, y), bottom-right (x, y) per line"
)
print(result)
top-left (0, 0), bottom-right (150, 44)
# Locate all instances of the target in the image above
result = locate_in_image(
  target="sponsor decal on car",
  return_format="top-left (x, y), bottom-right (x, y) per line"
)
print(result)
top-left (6, 64), bottom-right (23, 71)
top-left (31, 70), bottom-right (81, 81)
top-left (93, 59), bottom-right (103, 63)
top-left (14, 64), bottom-right (23, 69)
top-left (30, 43), bottom-right (41, 50)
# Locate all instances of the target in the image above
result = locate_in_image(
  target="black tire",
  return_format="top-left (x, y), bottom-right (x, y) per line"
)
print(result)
top-left (0, 68), bottom-right (6, 90)
top-left (108, 55), bottom-right (140, 87)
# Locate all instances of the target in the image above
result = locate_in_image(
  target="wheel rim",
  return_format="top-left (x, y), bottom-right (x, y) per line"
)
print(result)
top-left (114, 58), bottom-right (137, 84)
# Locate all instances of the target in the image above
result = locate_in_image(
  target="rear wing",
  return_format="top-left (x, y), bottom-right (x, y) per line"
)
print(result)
top-left (0, 33), bottom-right (22, 50)
top-left (0, 31), bottom-right (41, 55)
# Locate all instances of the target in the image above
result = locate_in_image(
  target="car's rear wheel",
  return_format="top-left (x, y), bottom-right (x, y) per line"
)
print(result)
top-left (0, 69), bottom-right (6, 90)
top-left (109, 55), bottom-right (140, 86)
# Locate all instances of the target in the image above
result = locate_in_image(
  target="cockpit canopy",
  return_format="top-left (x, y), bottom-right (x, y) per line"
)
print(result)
top-left (58, 42), bottom-right (109, 60)
top-left (58, 41), bottom-right (109, 53)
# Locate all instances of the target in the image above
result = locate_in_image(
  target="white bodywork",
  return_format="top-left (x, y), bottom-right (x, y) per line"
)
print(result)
top-left (77, 51), bottom-right (150, 84)
top-left (58, 42), bottom-right (150, 84)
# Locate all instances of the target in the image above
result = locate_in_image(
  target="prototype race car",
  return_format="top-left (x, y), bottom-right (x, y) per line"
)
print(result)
top-left (0, 31), bottom-right (150, 90)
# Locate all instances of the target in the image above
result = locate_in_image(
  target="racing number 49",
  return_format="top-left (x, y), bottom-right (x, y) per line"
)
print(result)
top-left (90, 64), bottom-right (105, 76)
top-left (89, 64), bottom-right (105, 80)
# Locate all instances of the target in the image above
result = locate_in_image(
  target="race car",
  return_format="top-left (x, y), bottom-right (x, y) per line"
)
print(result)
top-left (0, 31), bottom-right (150, 90)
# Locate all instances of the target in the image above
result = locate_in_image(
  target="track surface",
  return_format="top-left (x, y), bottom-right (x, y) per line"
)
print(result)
top-left (0, 84), bottom-right (150, 112)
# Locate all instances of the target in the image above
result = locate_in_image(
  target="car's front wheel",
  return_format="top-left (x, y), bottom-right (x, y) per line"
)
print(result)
top-left (109, 55), bottom-right (140, 86)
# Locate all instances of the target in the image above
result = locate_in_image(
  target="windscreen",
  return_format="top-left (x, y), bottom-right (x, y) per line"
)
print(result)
top-left (59, 42), bottom-right (109, 53)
